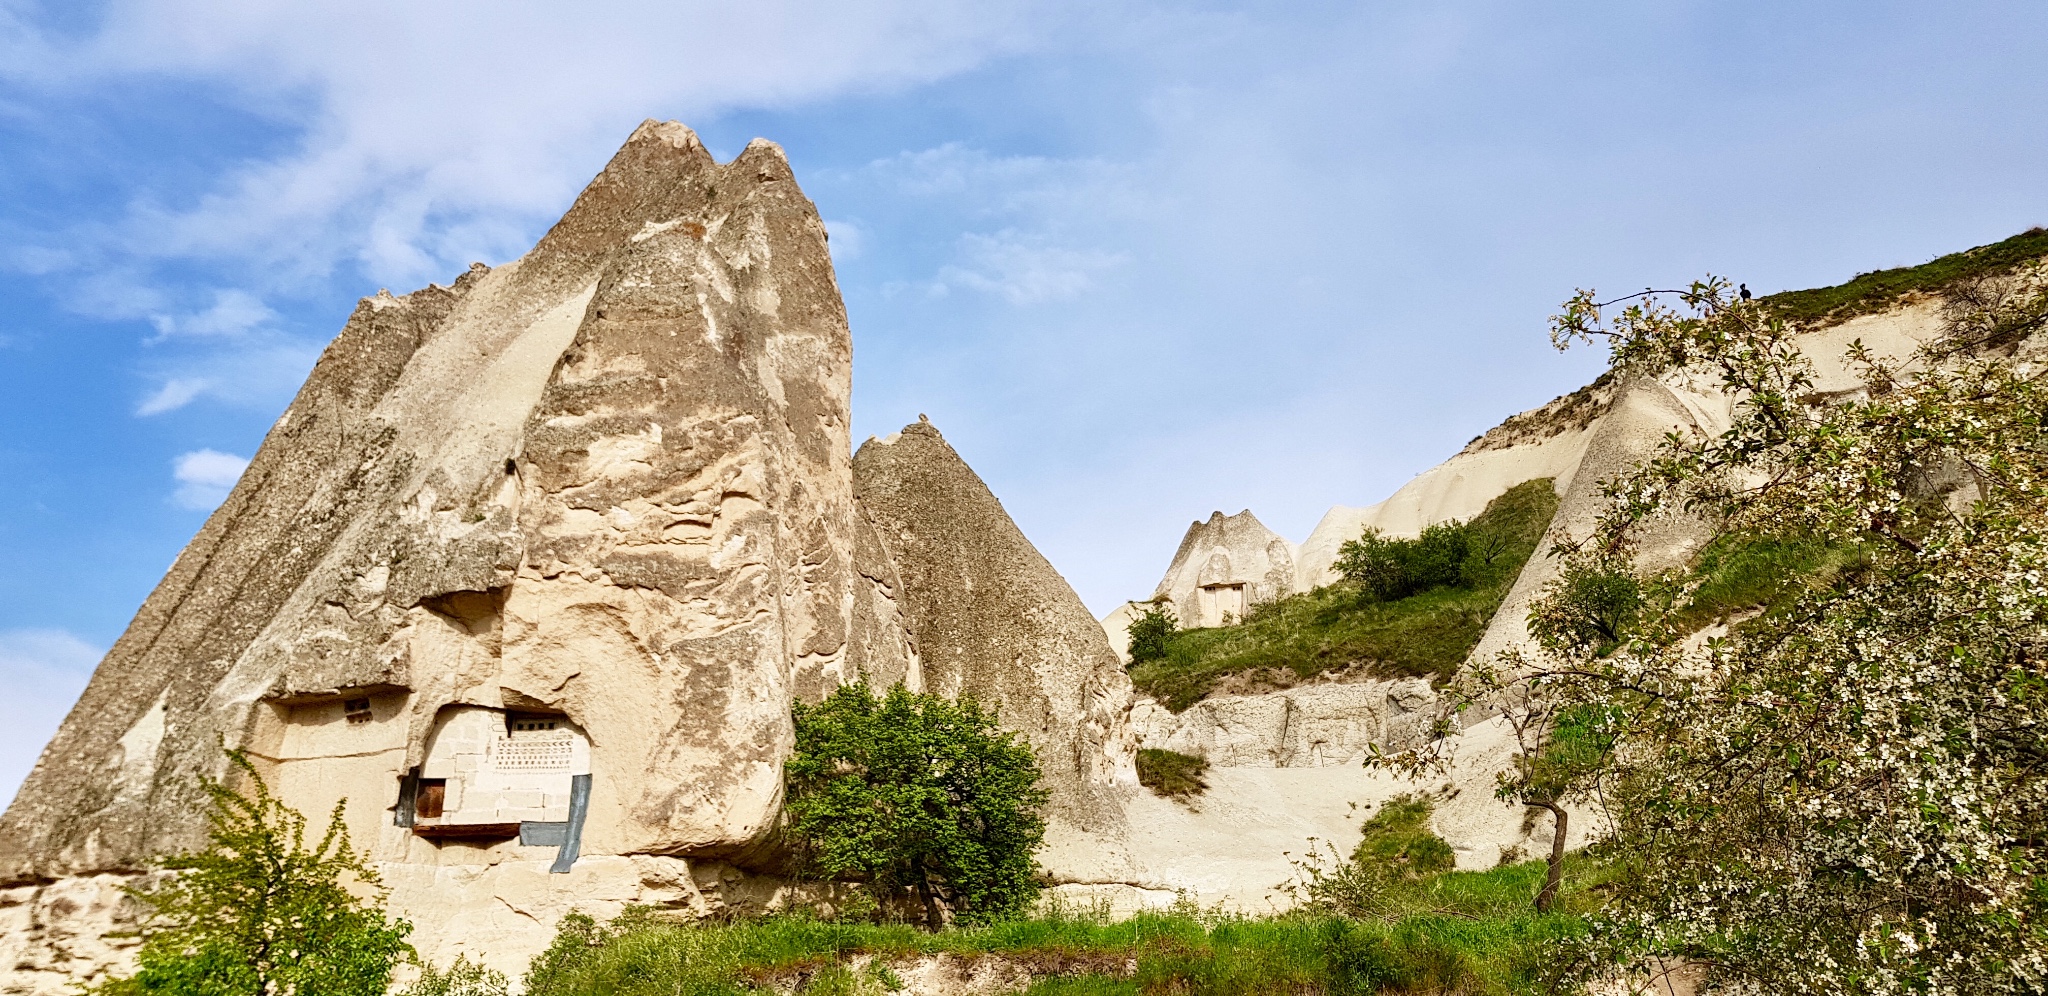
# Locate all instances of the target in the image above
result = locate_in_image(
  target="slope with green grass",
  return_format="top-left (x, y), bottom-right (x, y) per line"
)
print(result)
top-left (1129, 479), bottom-right (1559, 711)
top-left (1762, 226), bottom-right (2048, 325)
top-left (512, 854), bottom-right (1610, 996)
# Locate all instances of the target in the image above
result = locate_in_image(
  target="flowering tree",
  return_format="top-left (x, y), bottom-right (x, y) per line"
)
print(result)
top-left (1481, 270), bottom-right (2048, 994)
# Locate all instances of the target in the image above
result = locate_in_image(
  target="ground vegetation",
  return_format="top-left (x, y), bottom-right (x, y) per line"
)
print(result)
top-left (784, 684), bottom-right (1049, 928)
top-left (1134, 748), bottom-right (1209, 802)
top-left (1128, 479), bottom-right (1557, 710)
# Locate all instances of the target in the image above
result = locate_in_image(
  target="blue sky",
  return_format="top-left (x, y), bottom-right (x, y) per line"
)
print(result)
top-left (4, 0), bottom-right (2047, 801)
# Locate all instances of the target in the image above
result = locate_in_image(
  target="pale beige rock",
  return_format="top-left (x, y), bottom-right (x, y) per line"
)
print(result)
top-left (0, 120), bottom-right (921, 982)
top-left (1151, 510), bottom-right (1297, 628)
top-left (1295, 428), bottom-right (1590, 590)
top-left (1096, 712), bottom-right (1588, 913)
top-left (1098, 600), bottom-right (1150, 664)
top-left (852, 420), bottom-right (1141, 884)
top-left (0, 875), bottom-right (148, 996)
top-left (1130, 679), bottom-right (1435, 768)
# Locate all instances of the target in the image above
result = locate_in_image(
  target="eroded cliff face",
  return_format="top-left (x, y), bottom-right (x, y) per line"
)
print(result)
top-left (1, 119), bottom-right (1150, 992)
top-left (851, 420), bottom-right (1140, 884)
top-left (1, 121), bottom-right (892, 891)
top-left (1, 121), bottom-right (1090, 989)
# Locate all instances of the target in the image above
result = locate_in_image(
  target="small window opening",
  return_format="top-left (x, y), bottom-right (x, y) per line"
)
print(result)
top-left (512, 718), bottom-right (559, 732)
top-left (416, 779), bottom-right (447, 819)
top-left (505, 458), bottom-right (518, 475)
top-left (344, 698), bottom-right (373, 724)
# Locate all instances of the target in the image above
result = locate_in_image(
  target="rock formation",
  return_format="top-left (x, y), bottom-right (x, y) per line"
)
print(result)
top-left (1095, 299), bottom-right (1953, 889)
top-left (851, 419), bottom-right (1139, 882)
top-left (0, 112), bottom-right (1993, 995)
top-left (1151, 510), bottom-right (1297, 629)
top-left (0, 121), bottom-right (1129, 991)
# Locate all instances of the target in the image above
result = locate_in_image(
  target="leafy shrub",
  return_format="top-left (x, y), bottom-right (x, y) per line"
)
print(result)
top-left (784, 683), bottom-right (1049, 927)
top-left (92, 751), bottom-right (414, 996)
top-left (404, 956), bottom-right (509, 996)
top-left (1350, 794), bottom-right (1455, 878)
top-left (1334, 494), bottom-right (1541, 607)
top-left (1134, 748), bottom-right (1208, 801)
top-left (1123, 604), bottom-right (1177, 665)
top-left (1525, 556), bottom-right (1641, 656)
top-left (1335, 522), bottom-right (1471, 603)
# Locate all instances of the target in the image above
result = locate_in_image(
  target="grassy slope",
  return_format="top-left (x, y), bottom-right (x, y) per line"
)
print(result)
top-left (1762, 225), bottom-right (2048, 325)
top-left (1129, 479), bottom-right (1559, 711)
top-left (515, 857), bottom-right (1609, 996)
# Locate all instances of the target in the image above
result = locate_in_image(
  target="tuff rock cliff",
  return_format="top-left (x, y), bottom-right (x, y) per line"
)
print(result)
top-left (0, 121), bottom-right (1139, 991)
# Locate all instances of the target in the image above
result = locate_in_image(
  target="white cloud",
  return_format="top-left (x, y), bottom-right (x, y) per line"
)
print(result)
top-left (148, 288), bottom-right (277, 339)
top-left (132, 289), bottom-right (305, 414)
top-left (171, 448), bottom-right (250, 510)
top-left (137, 377), bottom-right (213, 416)
top-left (0, 628), bottom-right (103, 808)
top-left (136, 330), bottom-right (322, 416)
top-left (938, 231), bottom-right (1126, 304)
top-left (3, 0), bottom-right (1084, 291)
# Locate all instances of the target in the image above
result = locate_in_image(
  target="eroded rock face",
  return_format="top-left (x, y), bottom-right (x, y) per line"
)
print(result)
top-left (0, 121), bottom-right (897, 886)
top-left (0, 121), bottom-right (1149, 986)
top-left (1131, 678), bottom-right (1436, 768)
top-left (1152, 511), bottom-right (1296, 628)
top-left (851, 420), bottom-right (1139, 879)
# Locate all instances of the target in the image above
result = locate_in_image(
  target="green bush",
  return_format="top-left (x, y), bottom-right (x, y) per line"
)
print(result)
top-left (92, 751), bottom-right (414, 996)
top-left (1351, 795), bottom-right (1456, 878)
top-left (404, 956), bottom-right (509, 996)
top-left (1123, 604), bottom-right (1177, 665)
top-left (784, 684), bottom-right (1049, 927)
top-left (1134, 748), bottom-right (1209, 801)
top-left (1526, 557), bottom-right (1642, 656)
top-left (1334, 489), bottom-right (1543, 606)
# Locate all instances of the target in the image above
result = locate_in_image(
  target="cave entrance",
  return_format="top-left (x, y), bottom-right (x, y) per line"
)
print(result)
top-left (1198, 583), bottom-right (1245, 627)
top-left (403, 705), bottom-right (592, 872)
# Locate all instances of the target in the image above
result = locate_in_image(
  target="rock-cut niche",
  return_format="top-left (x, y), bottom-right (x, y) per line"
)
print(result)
top-left (401, 706), bottom-right (593, 873)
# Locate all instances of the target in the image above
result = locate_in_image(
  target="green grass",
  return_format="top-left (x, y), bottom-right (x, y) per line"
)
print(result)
top-left (1671, 530), bottom-right (1869, 634)
top-left (1135, 748), bottom-right (1209, 801)
top-left (1761, 225), bottom-right (2048, 326)
top-left (1350, 795), bottom-right (1456, 878)
top-left (1130, 479), bottom-right (1560, 711)
top-left (513, 856), bottom-right (1610, 996)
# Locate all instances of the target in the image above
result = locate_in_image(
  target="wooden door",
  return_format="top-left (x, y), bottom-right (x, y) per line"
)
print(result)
top-left (416, 780), bottom-right (446, 819)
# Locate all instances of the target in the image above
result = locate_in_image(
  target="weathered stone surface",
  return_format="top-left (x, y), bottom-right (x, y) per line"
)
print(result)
top-left (1131, 678), bottom-right (1436, 768)
top-left (0, 874), bottom-right (149, 995)
top-left (851, 419), bottom-right (1139, 879)
top-left (1, 120), bottom-right (891, 886)
top-left (1151, 510), bottom-right (1296, 628)
top-left (0, 120), bottom-right (932, 984)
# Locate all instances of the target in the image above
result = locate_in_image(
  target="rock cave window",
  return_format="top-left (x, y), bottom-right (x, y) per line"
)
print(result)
top-left (410, 705), bottom-right (592, 872)
top-left (343, 697), bottom-right (373, 724)
top-left (415, 779), bottom-right (446, 819)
